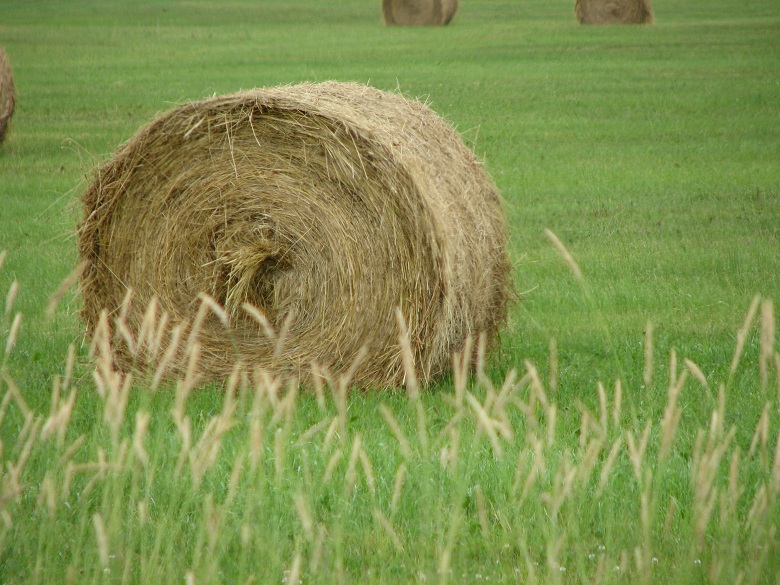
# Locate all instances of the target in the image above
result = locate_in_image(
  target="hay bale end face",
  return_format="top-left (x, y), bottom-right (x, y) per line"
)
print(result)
top-left (382, 0), bottom-right (459, 26)
top-left (78, 82), bottom-right (511, 389)
top-left (0, 48), bottom-right (16, 145)
top-left (575, 0), bottom-right (654, 24)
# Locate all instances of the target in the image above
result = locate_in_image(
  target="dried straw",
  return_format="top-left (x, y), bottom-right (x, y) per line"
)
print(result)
top-left (78, 81), bottom-right (511, 389)
top-left (575, 0), bottom-right (654, 24)
top-left (0, 48), bottom-right (16, 145)
top-left (382, 0), bottom-right (458, 26)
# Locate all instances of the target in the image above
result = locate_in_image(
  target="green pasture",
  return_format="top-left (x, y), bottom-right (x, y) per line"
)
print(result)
top-left (1, 0), bottom-right (779, 583)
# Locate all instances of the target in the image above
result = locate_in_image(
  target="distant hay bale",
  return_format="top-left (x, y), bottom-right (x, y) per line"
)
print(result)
top-left (575, 0), bottom-right (654, 24)
top-left (0, 48), bottom-right (15, 145)
top-left (383, 0), bottom-right (458, 26)
top-left (78, 81), bottom-right (511, 389)
top-left (441, 0), bottom-right (459, 24)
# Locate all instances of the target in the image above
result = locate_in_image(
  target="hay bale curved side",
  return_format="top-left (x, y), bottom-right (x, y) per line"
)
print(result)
top-left (441, 0), bottom-right (459, 24)
top-left (575, 0), bottom-right (654, 24)
top-left (0, 48), bottom-right (16, 145)
top-left (383, 0), bottom-right (448, 26)
top-left (78, 81), bottom-right (511, 388)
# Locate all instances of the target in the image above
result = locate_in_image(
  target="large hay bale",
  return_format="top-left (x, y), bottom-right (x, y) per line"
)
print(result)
top-left (78, 81), bottom-right (510, 388)
top-left (0, 48), bottom-right (15, 145)
top-left (575, 0), bottom-right (654, 24)
top-left (383, 0), bottom-right (458, 26)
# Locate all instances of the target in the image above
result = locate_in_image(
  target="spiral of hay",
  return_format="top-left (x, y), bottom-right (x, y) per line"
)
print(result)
top-left (575, 0), bottom-right (654, 24)
top-left (78, 82), bottom-right (510, 388)
top-left (0, 48), bottom-right (15, 145)
top-left (382, 0), bottom-right (459, 26)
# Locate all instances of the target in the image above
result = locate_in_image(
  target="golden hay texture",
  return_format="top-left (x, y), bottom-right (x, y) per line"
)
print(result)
top-left (78, 81), bottom-right (511, 388)
top-left (382, 0), bottom-right (458, 26)
top-left (575, 0), bottom-right (654, 24)
top-left (0, 48), bottom-right (15, 145)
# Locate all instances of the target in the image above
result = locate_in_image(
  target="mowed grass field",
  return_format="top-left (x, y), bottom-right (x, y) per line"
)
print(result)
top-left (1, 0), bottom-right (780, 583)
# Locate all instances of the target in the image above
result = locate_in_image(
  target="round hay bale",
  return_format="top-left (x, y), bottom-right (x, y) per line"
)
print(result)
top-left (383, 0), bottom-right (458, 26)
top-left (575, 0), bottom-right (654, 24)
top-left (78, 81), bottom-right (511, 389)
top-left (0, 48), bottom-right (16, 145)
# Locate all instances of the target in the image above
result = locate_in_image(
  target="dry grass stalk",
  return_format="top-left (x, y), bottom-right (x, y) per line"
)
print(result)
top-left (4, 280), bottom-right (18, 318)
top-left (391, 463), bottom-right (407, 512)
top-left (36, 474), bottom-right (56, 515)
top-left (294, 492), bottom-right (315, 542)
top-left (373, 509), bottom-right (404, 552)
top-left (597, 435), bottom-right (623, 495)
top-left (132, 410), bottom-right (150, 467)
top-left (643, 320), bottom-right (653, 387)
top-left (380, 404), bottom-right (413, 459)
top-left (0, 48), bottom-right (15, 145)
top-left (721, 449), bottom-right (743, 525)
top-left (452, 336), bottom-right (474, 409)
top-left (759, 299), bottom-right (775, 388)
top-left (284, 552), bottom-right (302, 585)
top-left (597, 381), bottom-right (608, 437)
top-left (359, 447), bottom-right (376, 495)
top-left (748, 402), bottom-right (770, 465)
top-left (730, 295), bottom-right (761, 376)
top-left (658, 369), bottom-right (687, 465)
top-left (382, 0), bottom-right (458, 26)
top-left (46, 261), bottom-right (88, 319)
top-left (92, 513), bottom-right (110, 570)
top-left (78, 81), bottom-right (510, 390)
top-left (189, 413), bottom-right (235, 488)
top-left (574, 0), bottom-right (654, 25)
top-left (4, 313), bottom-right (21, 359)
top-left (466, 391), bottom-right (504, 458)
top-left (612, 379), bottom-right (622, 428)
top-left (322, 448), bottom-right (343, 484)
top-left (775, 352), bottom-right (780, 404)
top-left (345, 434), bottom-right (363, 496)
top-left (540, 453), bottom-right (577, 519)
top-left (41, 377), bottom-right (77, 445)
top-left (691, 426), bottom-right (735, 547)
top-left (626, 421), bottom-right (652, 482)
top-left (772, 430), bottom-right (780, 496)
top-left (544, 228), bottom-right (583, 281)
top-left (438, 506), bottom-right (463, 580)
top-left (684, 358), bottom-right (710, 394)
top-left (310, 525), bottom-right (327, 573)
top-left (578, 437), bottom-right (604, 485)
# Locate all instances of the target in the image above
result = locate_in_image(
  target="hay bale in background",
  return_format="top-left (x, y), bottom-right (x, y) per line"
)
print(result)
top-left (78, 81), bottom-right (510, 388)
top-left (440, 0), bottom-right (460, 25)
top-left (383, 0), bottom-right (458, 26)
top-left (575, 0), bottom-right (654, 24)
top-left (0, 48), bottom-right (15, 145)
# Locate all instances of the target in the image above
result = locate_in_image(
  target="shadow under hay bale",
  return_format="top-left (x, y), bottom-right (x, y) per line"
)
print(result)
top-left (78, 81), bottom-right (511, 389)
top-left (575, 0), bottom-right (654, 24)
top-left (0, 48), bottom-right (15, 145)
top-left (383, 0), bottom-right (459, 26)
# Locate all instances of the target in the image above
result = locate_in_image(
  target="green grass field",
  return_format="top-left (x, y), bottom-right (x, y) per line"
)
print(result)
top-left (1, 0), bottom-right (779, 583)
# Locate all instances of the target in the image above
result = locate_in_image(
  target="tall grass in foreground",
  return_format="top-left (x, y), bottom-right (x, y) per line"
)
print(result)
top-left (1, 247), bottom-right (779, 585)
